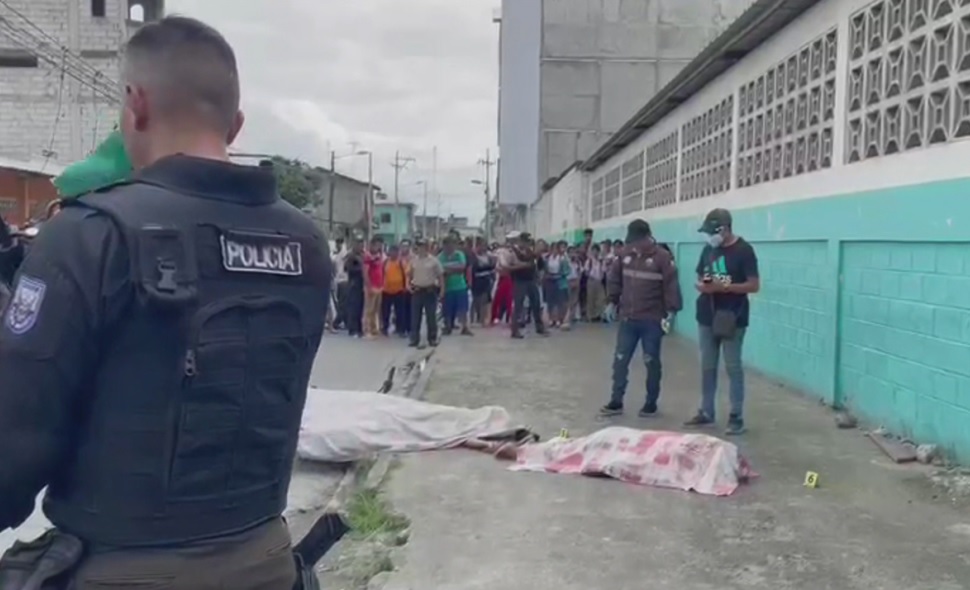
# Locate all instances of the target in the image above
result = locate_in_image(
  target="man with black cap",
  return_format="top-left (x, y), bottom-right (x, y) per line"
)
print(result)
top-left (600, 219), bottom-right (681, 417)
top-left (684, 208), bottom-right (759, 435)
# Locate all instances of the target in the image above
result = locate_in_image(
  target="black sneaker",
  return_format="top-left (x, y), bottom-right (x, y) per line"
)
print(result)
top-left (599, 402), bottom-right (623, 417)
top-left (725, 415), bottom-right (746, 435)
top-left (638, 404), bottom-right (658, 418)
top-left (511, 332), bottom-right (524, 340)
top-left (684, 412), bottom-right (715, 427)
top-left (429, 339), bottom-right (440, 347)
top-left (408, 341), bottom-right (418, 348)
top-left (461, 328), bottom-right (474, 336)
top-left (442, 328), bottom-right (453, 337)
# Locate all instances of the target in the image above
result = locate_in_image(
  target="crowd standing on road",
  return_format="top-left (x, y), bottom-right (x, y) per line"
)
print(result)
top-left (326, 227), bottom-right (672, 347)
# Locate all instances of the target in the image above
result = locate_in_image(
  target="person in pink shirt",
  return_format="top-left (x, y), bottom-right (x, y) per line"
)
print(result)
top-left (363, 237), bottom-right (385, 337)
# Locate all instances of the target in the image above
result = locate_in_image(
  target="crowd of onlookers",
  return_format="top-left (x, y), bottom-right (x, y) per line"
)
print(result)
top-left (328, 207), bottom-right (759, 435)
top-left (326, 228), bottom-right (646, 348)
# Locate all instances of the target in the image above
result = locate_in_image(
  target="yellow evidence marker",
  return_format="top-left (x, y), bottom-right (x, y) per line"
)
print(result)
top-left (803, 471), bottom-right (819, 488)
top-left (558, 428), bottom-right (569, 439)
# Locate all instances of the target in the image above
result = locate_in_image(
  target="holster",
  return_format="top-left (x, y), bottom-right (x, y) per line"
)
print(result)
top-left (291, 553), bottom-right (320, 590)
top-left (0, 529), bottom-right (83, 590)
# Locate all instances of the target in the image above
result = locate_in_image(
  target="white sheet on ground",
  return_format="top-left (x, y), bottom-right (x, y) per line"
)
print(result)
top-left (298, 387), bottom-right (518, 462)
top-left (511, 426), bottom-right (755, 496)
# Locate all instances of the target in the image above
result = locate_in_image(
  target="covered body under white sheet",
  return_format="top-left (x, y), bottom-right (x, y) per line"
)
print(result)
top-left (298, 390), bottom-right (754, 496)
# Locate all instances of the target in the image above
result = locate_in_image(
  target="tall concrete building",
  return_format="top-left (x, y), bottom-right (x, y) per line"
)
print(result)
top-left (0, 0), bottom-right (164, 167)
top-left (496, 0), bottom-right (754, 205)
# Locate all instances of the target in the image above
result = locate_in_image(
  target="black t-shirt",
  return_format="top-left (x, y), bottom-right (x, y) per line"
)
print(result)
top-left (345, 253), bottom-right (364, 285)
top-left (471, 254), bottom-right (495, 294)
top-left (694, 238), bottom-right (759, 328)
top-left (510, 250), bottom-right (538, 282)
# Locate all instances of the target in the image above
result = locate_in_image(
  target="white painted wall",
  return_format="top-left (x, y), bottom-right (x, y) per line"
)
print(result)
top-left (533, 166), bottom-right (588, 240)
top-left (497, 0), bottom-right (541, 206)
top-left (573, 0), bottom-right (970, 232)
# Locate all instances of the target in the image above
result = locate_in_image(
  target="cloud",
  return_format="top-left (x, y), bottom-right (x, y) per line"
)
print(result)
top-left (165, 0), bottom-right (500, 222)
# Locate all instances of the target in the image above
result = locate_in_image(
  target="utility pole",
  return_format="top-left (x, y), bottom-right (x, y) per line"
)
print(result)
top-left (365, 151), bottom-right (374, 242)
top-left (328, 150), bottom-right (336, 234)
top-left (432, 147), bottom-right (440, 240)
top-left (421, 181), bottom-right (429, 238)
top-left (478, 149), bottom-right (496, 241)
top-left (391, 151), bottom-right (415, 244)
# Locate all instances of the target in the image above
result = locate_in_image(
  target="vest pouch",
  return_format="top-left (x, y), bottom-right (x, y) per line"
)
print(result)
top-left (135, 226), bottom-right (198, 310)
top-left (168, 295), bottom-right (310, 501)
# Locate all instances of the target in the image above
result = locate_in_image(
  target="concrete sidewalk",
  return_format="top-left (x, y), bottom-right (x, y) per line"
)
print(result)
top-left (384, 324), bottom-right (970, 590)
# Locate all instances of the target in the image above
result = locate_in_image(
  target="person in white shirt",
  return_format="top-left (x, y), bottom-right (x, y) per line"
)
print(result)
top-left (331, 238), bottom-right (349, 330)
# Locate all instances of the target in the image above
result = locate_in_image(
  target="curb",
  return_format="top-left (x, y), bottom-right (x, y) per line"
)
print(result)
top-left (324, 349), bottom-right (437, 510)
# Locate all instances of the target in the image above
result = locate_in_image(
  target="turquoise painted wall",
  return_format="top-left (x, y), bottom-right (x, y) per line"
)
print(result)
top-left (374, 204), bottom-right (414, 241)
top-left (594, 178), bottom-right (970, 461)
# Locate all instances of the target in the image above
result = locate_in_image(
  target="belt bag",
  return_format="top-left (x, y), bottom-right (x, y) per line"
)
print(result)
top-left (711, 306), bottom-right (738, 339)
top-left (0, 529), bottom-right (83, 590)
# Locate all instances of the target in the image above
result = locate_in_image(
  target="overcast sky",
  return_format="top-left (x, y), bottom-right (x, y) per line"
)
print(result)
top-left (166, 0), bottom-right (499, 222)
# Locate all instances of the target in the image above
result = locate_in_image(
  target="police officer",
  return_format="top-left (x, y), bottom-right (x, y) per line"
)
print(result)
top-left (0, 16), bottom-right (330, 590)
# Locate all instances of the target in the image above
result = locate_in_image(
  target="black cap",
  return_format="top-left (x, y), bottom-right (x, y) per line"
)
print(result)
top-left (414, 238), bottom-right (427, 246)
top-left (699, 208), bottom-right (732, 234)
top-left (625, 219), bottom-right (651, 244)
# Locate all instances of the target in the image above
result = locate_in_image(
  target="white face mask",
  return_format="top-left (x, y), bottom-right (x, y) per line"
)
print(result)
top-left (706, 233), bottom-right (724, 248)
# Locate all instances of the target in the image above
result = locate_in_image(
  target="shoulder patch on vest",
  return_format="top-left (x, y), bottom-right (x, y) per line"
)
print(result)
top-left (220, 230), bottom-right (303, 276)
top-left (5, 275), bottom-right (46, 335)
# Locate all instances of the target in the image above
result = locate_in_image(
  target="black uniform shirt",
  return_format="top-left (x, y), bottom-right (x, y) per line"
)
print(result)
top-left (0, 203), bottom-right (126, 530)
top-left (0, 155), bottom-right (330, 533)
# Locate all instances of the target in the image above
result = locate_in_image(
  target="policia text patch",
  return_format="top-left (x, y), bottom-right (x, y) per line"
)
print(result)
top-left (220, 230), bottom-right (304, 276)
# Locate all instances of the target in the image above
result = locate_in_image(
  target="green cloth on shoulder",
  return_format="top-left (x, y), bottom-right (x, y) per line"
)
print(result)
top-left (52, 130), bottom-right (132, 198)
top-left (438, 250), bottom-right (468, 292)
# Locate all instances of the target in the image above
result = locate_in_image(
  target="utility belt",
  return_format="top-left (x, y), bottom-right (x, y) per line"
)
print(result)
top-left (0, 519), bottom-right (346, 590)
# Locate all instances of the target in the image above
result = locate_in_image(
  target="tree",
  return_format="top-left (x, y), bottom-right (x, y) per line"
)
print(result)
top-left (269, 156), bottom-right (326, 210)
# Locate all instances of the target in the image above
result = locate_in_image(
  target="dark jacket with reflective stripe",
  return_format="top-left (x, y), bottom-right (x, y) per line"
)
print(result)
top-left (606, 243), bottom-right (682, 322)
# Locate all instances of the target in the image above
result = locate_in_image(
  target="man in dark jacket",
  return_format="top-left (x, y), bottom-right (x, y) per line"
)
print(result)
top-left (600, 219), bottom-right (682, 417)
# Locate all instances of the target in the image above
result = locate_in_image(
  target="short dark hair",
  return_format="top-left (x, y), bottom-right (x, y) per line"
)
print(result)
top-left (583, 228), bottom-right (593, 235)
top-left (124, 16), bottom-right (240, 134)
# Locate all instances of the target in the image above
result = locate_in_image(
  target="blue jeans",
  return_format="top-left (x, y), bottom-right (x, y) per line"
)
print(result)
top-left (442, 289), bottom-right (468, 331)
top-left (610, 319), bottom-right (664, 407)
top-left (698, 326), bottom-right (747, 420)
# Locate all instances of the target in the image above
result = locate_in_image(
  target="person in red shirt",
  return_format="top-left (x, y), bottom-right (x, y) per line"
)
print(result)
top-left (363, 237), bottom-right (385, 337)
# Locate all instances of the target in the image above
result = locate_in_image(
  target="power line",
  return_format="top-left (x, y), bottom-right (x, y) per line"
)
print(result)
top-left (0, 0), bottom-right (115, 84)
top-left (41, 51), bottom-right (68, 172)
top-left (0, 18), bottom-right (119, 102)
top-left (0, 5), bottom-right (120, 103)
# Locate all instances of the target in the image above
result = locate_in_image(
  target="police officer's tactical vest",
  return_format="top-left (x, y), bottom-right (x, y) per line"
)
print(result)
top-left (43, 178), bottom-right (330, 547)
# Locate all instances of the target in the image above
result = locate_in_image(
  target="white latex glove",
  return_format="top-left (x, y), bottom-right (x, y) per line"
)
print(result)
top-left (604, 303), bottom-right (616, 323)
top-left (661, 314), bottom-right (672, 334)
